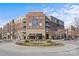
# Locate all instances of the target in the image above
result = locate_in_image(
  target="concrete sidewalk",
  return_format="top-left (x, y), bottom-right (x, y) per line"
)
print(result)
top-left (0, 42), bottom-right (79, 53)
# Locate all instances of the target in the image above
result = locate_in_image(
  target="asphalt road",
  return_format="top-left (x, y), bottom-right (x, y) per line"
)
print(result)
top-left (0, 47), bottom-right (79, 56)
top-left (0, 40), bottom-right (79, 56)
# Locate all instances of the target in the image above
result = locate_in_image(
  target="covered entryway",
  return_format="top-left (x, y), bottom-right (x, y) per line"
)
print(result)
top-left (36, 34), bottom-right (42, 39)
top-left (28, 34), bottom-right (35, 39)
top-left (23, 36), bottom-right (26, 39)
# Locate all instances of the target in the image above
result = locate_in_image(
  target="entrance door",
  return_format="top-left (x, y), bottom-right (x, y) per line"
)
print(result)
top-left (29, 34), bottom-right (35, 39)
top-left (24, 36), bottom-right (26, 39)
top-left (46, 34), bottom-right (49, 39)
top-left (36, 34), bottom-right (42, 39)
top-left (8, 35), bottom-right (9, 39)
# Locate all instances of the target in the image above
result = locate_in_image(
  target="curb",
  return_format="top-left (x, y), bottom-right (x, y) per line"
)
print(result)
top-left (0, 43), bottom-right (79, 53)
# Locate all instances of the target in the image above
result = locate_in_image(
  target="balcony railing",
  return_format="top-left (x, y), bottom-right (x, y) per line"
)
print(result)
top-left (21, 30), bottom-right (26, 32)
top-left (45, 23), bottom-right (50, 27)
top-left (22, 23), bottom-right (26, 26)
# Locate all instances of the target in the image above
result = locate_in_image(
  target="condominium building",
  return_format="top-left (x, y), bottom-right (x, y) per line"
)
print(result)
top-left (15, 16), bottom-right (26, 40)
top-left (65, 26), bottom-right (79, 39)
top-left (1, 12), bottom-right (64, 40)
top-left (26, 12), bottom-right (64, 39)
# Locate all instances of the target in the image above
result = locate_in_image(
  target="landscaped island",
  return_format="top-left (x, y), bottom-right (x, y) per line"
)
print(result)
top-left (16, 39), bottom-right (64, 47)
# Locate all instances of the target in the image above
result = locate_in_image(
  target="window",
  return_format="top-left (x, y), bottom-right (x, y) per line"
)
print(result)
top-left (22, 32), bottom-right (26, 34)
top-left (36, 17), bottom-right (39, 19)
top-left (40, 23), bottom-right (42, 26)
top-left (59, 21), bottom-right (64, 25)
top-left (35, 17), bottom-right (39, 28)
top-left (23, 21), bottom-right (26, 23)
top-left (39, 17), bottom-right (42, 27)
top-left (29, 23), bottom-right (32, 26)
top-left (40, 17), bottom-right (42, 19)
top-left (23, 26), bottom-right (26, 28)
top-left (46, 28), bottom-right (49, 32)
top-left (22, 26), bottom-right (26, 30)
top-left (29, 16), bottom-right (34, 28)
top-left (29, 16), bottom-right (39, 29)
top-left (57, 24), bottom-right (59, 26)
top-left (23, 18), bottom-right (26, 20)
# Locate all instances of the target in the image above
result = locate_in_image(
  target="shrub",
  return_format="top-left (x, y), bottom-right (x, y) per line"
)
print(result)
top-left (16, 42), bottom-right (25, 46)
top-left (25, 40), bottom-right (29, 43)
top-left (16, 39), bottom-right (64, 47)
top-left (29, 39), bottom-right (34, 42)
top-left (46, 40), bottom-right (53, 43)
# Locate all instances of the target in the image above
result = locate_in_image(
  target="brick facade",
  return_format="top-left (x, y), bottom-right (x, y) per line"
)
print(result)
top-left (1, 12), bottom-right (65, 40)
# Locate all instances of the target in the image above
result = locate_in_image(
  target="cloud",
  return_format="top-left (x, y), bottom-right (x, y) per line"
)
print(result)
top-left (0, 18), bottom-right (10, 27)
top-left (42, 4), bottom-right (79, 27)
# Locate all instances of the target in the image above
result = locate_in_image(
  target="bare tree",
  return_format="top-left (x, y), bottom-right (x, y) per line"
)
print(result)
top-left (73, 17), bottom-right (79, 29)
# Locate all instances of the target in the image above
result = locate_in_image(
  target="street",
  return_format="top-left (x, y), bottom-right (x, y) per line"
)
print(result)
top-left (0, 39), bottom-right (79, 56)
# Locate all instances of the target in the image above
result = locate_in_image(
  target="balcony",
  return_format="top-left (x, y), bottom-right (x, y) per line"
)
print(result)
top-left (21, 30), bottom-right (26, 33)
top-left (22, 23), bottom-right (26, 26)
top-left (22, 18), bottom-right (26, 22)
top-left (45, 23), bottom-right (50, 27)
top-left (45, 20), bottom-right (50, 23)
top-left (45, 28), bottom-right (49, 32)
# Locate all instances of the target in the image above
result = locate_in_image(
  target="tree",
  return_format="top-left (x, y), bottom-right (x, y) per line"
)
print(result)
top-left (73, 17), bottom-right (79, 29)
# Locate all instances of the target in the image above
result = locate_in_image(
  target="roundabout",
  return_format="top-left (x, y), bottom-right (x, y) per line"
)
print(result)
top-left (0, 40), bottom-right (79, 56)
top-left (16, 39), bottom-right (64, 47)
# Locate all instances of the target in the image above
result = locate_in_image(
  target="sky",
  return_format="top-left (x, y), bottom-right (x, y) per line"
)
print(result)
top-left (0, 3), bottom-right (79, 27)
